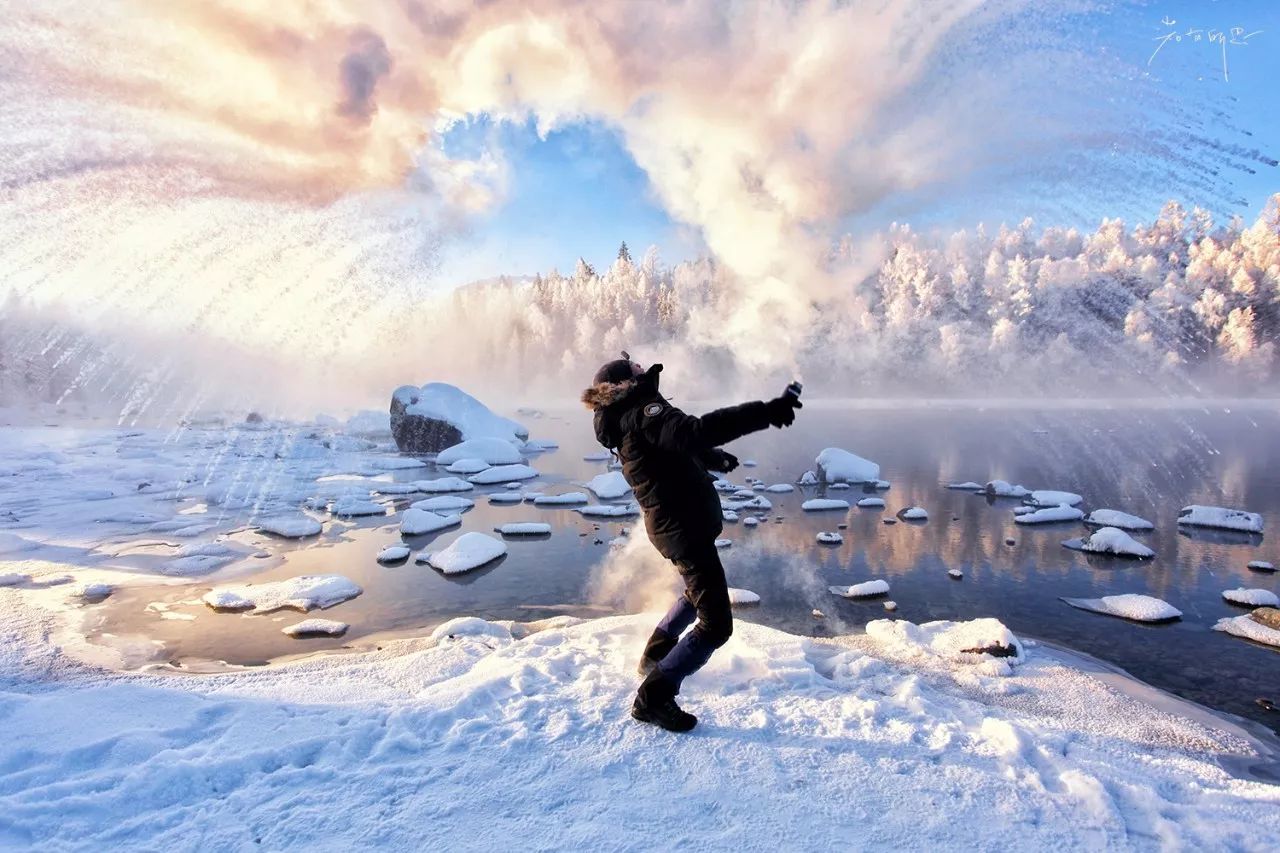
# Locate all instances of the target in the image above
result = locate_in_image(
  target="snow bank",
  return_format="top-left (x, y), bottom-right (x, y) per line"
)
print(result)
top-left (256, 515), bottom-right (322, 538)
top-left (815, 448), bottom-right (880, 483)
top-left (1062, 594), bottom-right (1182, 623)
top-left (414, 477), bottom-right (475, 493)
top-left (1222, 588), bottom-right (1280, 607)
top-left (392, 383), bottom-right (528, 442)
top-left (728, 588), bottom-right (760, 606)
top-left (282, 619), bottom-right (349, 637)
top-left (400, 509), bottom-right (461, 536)
top-left (1028, 490), bottom-right (1083, 507)
top-left (1085, 509), bottom-right (1154, 531)
top-left (430, 616), bottom-right (513, 644)
top-left (866, 617), bottom-right (1025, 674)
top-left (420, 533), bottom-right (507, 575)
top-left (829, 579), bottom-right (890, 598)
top-left (802, 498), bottom-right (849, 511)
top-left (816, 531), bottom-right (843, 544)
top-left (436, 438), bottom-right (524, 466)
top-left (203, 575), bottom-right (362, 613)
top-left (1213, 613), bottom-right (1280, 648)
top-left (468, 464), bottom-right (538, 485)
top-left (585, 471), bottom-right (631, 499)
top-left (1062, 527), bottom-right (1154, 559)
top-left (1015, 505), bottom-right (1085, 525)
top-left (411, 495), bottom-right (474, 512)
top-left (1177, 505), bottom-right (1264, 534)
top-left (494, 522), bottom-right (552, 536)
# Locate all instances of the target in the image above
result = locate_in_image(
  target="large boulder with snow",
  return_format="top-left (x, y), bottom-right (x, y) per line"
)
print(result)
top-left (815, 448), bottom-right (880, 484)
top-left (389, 383), bottom-right (528, 454)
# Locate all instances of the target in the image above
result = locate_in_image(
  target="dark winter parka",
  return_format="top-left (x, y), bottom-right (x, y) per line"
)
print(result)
top-left (582, 366), bottom-right (771, 561)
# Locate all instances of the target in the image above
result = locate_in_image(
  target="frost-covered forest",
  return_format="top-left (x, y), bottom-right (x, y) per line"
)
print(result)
top-left (2, 196), bottom-right (1278, 415)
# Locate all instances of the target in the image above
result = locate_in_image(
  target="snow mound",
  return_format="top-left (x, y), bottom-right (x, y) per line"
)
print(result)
top-left (256, 515), bottom-right (322, 538)
top-left (411, 495), bottom-right (475, 512)
top-left (946, 481), bottom-right (984, 491)
top-left (896, 506), bottom-right (928, 521)
top-left (1062, 527), bottom-right (1154, 558)
top-left (815, 448), bottom-right (880, 484)
top-left (856, 497), bottom-right (885, 508)
top-left (414, 477), bottom-right (475, 494)
top-left (1015, 505), bottom-right (1085, 525)
top-left (577, 504), bottom-right (640, 518)
top-left (1213, 613), bottom-right (1280, 648)
top-left (817, 531), bottom-right (843, 544)
top-left (1085, 509), bottom-right (1154, 531)
top-left (866, 617), bottom-right (1024, 674)
top-left (1062, 594), bottom-right (1181, 623)
top-left (585, 471), bottom-right (631, 499)
top-left (829, 579), bottom-right (890, 599)
top-left (1222, 588), bottom-right (1280, 607)
top-left (764, 484), bottom-right (794, 493)
top-left (420, 533), bottom-right (507, 575)
top-left (331, 498), bottom-right (387, 518)
top-left (203, 575), bottom-right (362, 613)
top-left (78, 582), bottom-right (114, 600)
top-left (533, 492), bottom-right (588, 506)
top-left (436, 438), bottom-right (524, 466)
top-left (1028, 490), bottom-right (1083, 507)
top-left (985, 480), bottom-right (1031, 498)
top-left (494, 522), bottom-right (552, 536)
top-left (283, 619), bottom-right (349, 638)
top-left (445, 457), bottom-right (490, 474)
top-left (392, 383), bottom-right (528, 442)
top-left (400, 509), bottom-right (461, 536)
top-left (714, 538), bottom-right (732, 549)
top-left (430, 617), bottom-right (513, 644)
top-left (1177, 505), bottom-right (1263, 534)
top-left (728, 588), bottom-right (760, 606)
top-left (468, 464), bottom-right (538, 485)
top-left (802, 498), bottom-right (849, 511)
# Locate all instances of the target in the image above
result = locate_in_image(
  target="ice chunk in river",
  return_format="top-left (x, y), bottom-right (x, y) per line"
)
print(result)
top-left (436, 438), bottom-right (524, 466)
top-left (1062, 527), bottom-right (1154, 558)
top-left (419, 532), bottom-right (507, 575)
top-left (203, 575), bottom-right (362, 613)
top-left (1222, 588), bottom-right (1280, 607)
top-left (829, 579), bottom-right (890, 598)
top-left (1014, 505), bottom-right (1084, 525)
top-left (814, 447), bottom-right (880, 484)
top-left (488, 492), bottom-right (524, 504)
top-left (1084, 509), bottom-right (1154, 531)
top-left (414, 477), bottom-right (475, 493)
top-left (467, 464), bottom-right (538, 485)
top-left (411, 495), bottom-right (474, 512)
top-left (256, 515), bottom-right (322, 539)
top-left (376, 545), bottom-right (411, 564)
top-left (1177, 505), bottom-right (1263, 534)
top-left (400, 509), bottom-right (462, 536)
top-left (1061, 594), bottom-right (1181, 622)
top-left (282, 619), bottom-right (348, 638)
top-left (803, 498), bottom-right (849, 511)
top-left (585, 471), bottom-right (631, 499)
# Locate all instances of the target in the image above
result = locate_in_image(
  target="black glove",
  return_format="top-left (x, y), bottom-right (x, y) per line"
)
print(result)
top-left (765, 394), bottom-right (802, 428)
top-left (702, 448), bottom-right (740, 473)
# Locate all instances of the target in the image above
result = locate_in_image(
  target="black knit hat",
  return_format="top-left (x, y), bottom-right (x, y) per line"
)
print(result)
top-left (593, 358), bottom-right (637, 385)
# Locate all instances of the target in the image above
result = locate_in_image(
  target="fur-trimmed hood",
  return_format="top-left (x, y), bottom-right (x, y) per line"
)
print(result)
top-left (581, 378), bottom-right (641, 411)
top-left (583, 364), bottom-right (663, 451)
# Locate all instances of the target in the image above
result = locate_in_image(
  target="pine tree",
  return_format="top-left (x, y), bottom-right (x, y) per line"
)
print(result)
top-left (617, 242), bottom-right (632, 264)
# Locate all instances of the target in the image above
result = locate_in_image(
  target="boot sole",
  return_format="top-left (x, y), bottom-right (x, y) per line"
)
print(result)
top-left (631, 705), bottom-right (697, 733)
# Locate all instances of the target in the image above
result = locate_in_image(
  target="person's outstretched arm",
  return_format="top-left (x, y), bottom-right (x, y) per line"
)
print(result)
top-left (639, 393), bottom-right (801, 453)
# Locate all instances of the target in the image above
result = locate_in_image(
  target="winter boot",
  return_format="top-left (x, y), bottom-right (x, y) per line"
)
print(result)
top-left (636, 628), bottom-right (678, 677)
top-left (631, 670), bottom-right (697, 732)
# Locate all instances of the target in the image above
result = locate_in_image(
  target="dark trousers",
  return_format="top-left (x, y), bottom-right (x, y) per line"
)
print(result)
top-left (650, 544), bottom-right (733, 691)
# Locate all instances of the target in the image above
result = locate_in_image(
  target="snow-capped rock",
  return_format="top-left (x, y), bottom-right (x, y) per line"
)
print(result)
top-left (494, 522), bottom-right (552, 536)
top-left (797, 471), bottom-right (819, 486)
top-left (946, 481), bottom-right (985, 491)
top-left (728, 588), bottom-right (760, 606)
top-left (203, 575), bottom-right (362, 613)
top-left (1014, 505), bottom-right (1085, 525)
top-left (817, 531), bottom-right (843, 544)
top-left (803, 498), bottom-right (849, 511)
top-left (331, 498), bottom-right (387, 518)
top-left (829, 579), bottom-right (890, 599)
top-left (390, 383), bottom-right (527, 453)
top-left (1084, 509), bottom-right (1154, 531)
top-left (377, 545), bottom-right (410, 564)
top-left (1247, 560), bottom-right (1276, 573)
top-left (1222, 588), bottom-right (1280, 607)
top-left (583, 451), bottom-right (612, 462)
top-left (413, 477), bottom-right (475, 494)
top-left (282, 619), bottom-right (349, 638)
top-left (400, 509), bottom-right (462, 536)
top-left (714, 538), bottom-right (732, 549)
top-left (1027, 490), bottom-right (1083, 507)
top-left (256, 515), bottom-right (322, 539)
top-left (488, 492), bottom-right (524, 504)
top-left (896, 506), bottom-right (928, 521)
top-left (585, 471), bottom-right (631, 500)
top-left (436, 438), bottom-right (524, 466)
top-left (815, 448), bottom-right (880, 484)
top-left (743, 517), bottom-right (761, 527)
top-left (1061, 594), bottom-right (1181, 622)
top-left (410, 495), bottom-right (475, 512)
top-left (1213, 613), bottom-right (1280, 648)
top-left (430, 617), bottom-right (513, 644)
top-left (445, 457), bottom-right (490, 474)
top-left (856, 497), bottom-right (885, 508)
top-left (764, 484), bottom-right (795, 493)
top-left (576, 504), bottom-right (640, 518)
top-left (985, 480), bottom-right (1031, 498)
top-left (865, 617), bottom-right (1024, 674)
top-left (948, 569), bottom-right (964, 579)
top-left (1062, 527), bottom-right (1154, 558)
top-left (419, 533), bottom-right (507, 575)
top-left (533, 492), bottom-right (589, 506)
top-left (468, 464), bottom-right (538, 485)
top-left (722, 510), bottom-right (739, 523)
top-left (1177, 505), bottom-right (1263, 534)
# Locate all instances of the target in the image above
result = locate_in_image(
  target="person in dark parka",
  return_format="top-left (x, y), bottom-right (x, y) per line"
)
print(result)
top-left (581, 355), bottom-right (802, 732)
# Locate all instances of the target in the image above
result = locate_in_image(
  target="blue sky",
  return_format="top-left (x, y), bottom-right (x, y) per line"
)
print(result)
top-left (433, 0), bottom-right (1278, 287)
